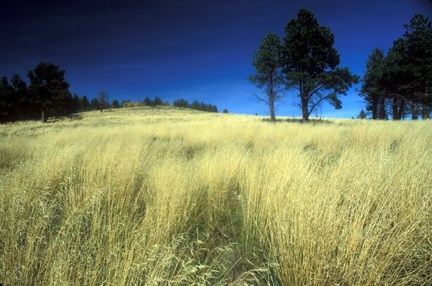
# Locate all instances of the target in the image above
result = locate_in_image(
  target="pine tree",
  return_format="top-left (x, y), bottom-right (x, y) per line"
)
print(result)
top-left (27, 63), bottom-right (72, 122)
top-left (361, 49), bottom-right (386, 120)
top-left (357, 109), bottom-right (367, 119)
top-left (282, 9), bottom-right (358, 121)
top-left (249, 32), bottom-right (284, 122)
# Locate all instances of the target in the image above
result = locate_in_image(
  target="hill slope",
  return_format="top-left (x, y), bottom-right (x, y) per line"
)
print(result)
top-left (1, 108), bottom-right (431, 285)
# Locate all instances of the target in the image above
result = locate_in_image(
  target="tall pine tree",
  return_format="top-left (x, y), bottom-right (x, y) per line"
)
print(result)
top-left (27, 63), bottom-right (72, 122)
top-left (282, 9), bottom-right (358, 121)
top-left (361, 48), bottom-right (386, 120)
top-left (249, 32), bottom-right (284, 122)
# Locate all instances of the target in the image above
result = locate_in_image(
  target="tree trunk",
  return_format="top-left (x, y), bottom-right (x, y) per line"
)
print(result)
top-left (41, 109), bottom-right (47, 123)
top-left (412, 102), bottom-right (419, 120)
top-left (269, 98), bottom-right (276, 122)
top-left (268, 78), bottom-right (276, 122)
top-left (378, 96), bottom-right (387, 120)
top-left (392, 97), bottom-right (400, 120)
top-left (398, 98), bottom-right (405, 120)
top-left (301, 95), bottom-right (309, 121)
top-left (422, 101), bottom-right (430, 119)
top-left (371, 96), bottom-right (378, 120)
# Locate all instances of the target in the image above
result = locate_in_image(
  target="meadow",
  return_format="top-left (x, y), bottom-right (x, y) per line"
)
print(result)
top-left (0, 107), bottom-right (431, 285)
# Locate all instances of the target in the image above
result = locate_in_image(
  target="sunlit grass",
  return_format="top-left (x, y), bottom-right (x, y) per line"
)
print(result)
top-left (1, 107), bottom-right (431, 285)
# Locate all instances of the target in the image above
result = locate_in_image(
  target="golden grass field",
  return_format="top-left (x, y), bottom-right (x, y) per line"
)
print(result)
top-left (0, 107), bottom-right (431, 285)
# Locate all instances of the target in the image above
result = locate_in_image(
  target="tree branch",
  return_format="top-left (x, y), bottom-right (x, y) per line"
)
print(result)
top-left (254, 93), bottom-right (270, 105)
top-left (308, 93), bottom-right (330, 117)
top-left (309, 83), bottom-right (326, 98)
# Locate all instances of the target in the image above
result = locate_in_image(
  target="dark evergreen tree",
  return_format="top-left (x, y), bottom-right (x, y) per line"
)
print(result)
top-left (90, 98), bottom-right (100, 110)
top-left (357, 109), bottom-right (367, 119)
top-left (173, 98), bottom-right (190, 108)
top-left (10, 75), bottom-right (28, 120)
top-left (200, 102), bottom-right (208, 112)
top-left (282, 9), bottom-right (358, 121)
top-left (112, 99), bottom-right (120, 108)
top-left (191, 100), bottom-right (200, 110)
top-left (0, 77), bottom-right (15, 122)
top-left (27, 63), bottom-right (72, 122)
top-left (402, 14), bottom-right (432, 119)
top-left (361, 49), bottom-right (386, 120)
top-left (72, 94), bottom-right (81, 113)
top-left (381, 39), bottom-right (411, 120)
top-left (154, 96), bottom-right (163, 106)
top-left (172, 98), bottom-right (218, 112)
top-left (80, 96), bottom-right (90, 111)
top-left (144, 96), bottom-right (153, 107)
top-left (378, 14), bottom-right (432, 120)
top-left (249, 32), bottom-right (284, 122)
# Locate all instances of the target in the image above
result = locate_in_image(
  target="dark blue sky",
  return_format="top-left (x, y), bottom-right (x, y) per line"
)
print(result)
top-left (1, 0), bottom-right (431, 117)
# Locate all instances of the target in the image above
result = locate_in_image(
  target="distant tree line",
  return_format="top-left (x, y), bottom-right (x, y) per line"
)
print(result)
top-left (120, 96), bottom-right (166, 108)
top-left (1, 65), bottom-right (222, 123)
top-left (64, 95), bottom-right (220, 113)
top-left (173, 98), bottom-right (219, 112)
top-left (0, 63), bottom-right (115, 122)
top-left (360, 14), bottom-right (432, 120)
top-left (119, 97), bottom-right (219, 112)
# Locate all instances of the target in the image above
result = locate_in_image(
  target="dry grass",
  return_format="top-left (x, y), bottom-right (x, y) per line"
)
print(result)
top-left (0, 107), bottom-right (431, 285)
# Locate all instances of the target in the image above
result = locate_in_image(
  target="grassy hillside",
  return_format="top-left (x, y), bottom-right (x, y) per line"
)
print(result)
top-left (1, 107), bottom-right (431, 285)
